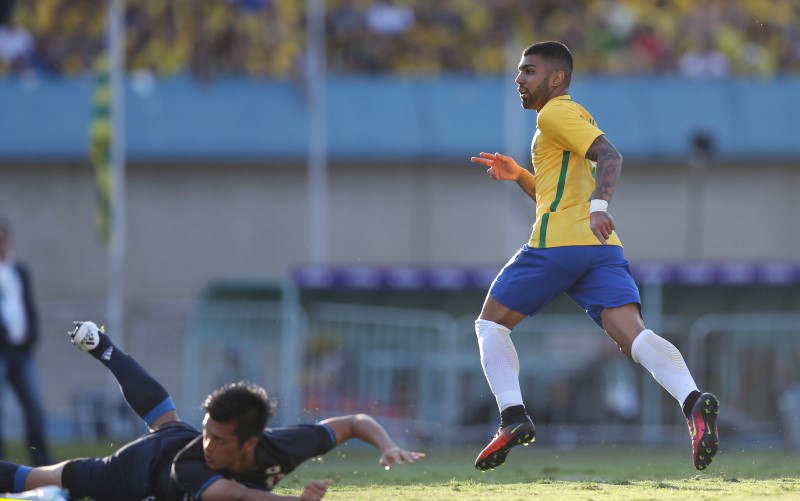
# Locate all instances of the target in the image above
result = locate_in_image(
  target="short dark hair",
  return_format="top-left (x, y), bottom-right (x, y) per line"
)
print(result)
top-left (523, 41), bottom-right (573, 86)
top-left (202, 382), bottom-right (276, 445)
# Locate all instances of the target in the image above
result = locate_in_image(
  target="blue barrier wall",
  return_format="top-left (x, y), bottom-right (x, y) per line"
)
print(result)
top-left (2, 76), bottom-right (799, 160)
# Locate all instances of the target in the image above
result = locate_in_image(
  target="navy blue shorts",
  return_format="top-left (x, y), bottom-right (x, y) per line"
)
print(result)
top-left (61, 421), bottom-right (198, 501)
top-left (489, 245), bottom-right (641, 328)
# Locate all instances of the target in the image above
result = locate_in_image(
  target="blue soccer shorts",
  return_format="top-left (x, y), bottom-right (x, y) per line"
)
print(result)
top-left (488, 244), bottom-right (641, 328)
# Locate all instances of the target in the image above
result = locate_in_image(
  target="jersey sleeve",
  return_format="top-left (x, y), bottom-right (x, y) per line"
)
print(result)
top-left (263, 424), bottom-right (337, 471)
top-left (537, 102), bottom-right (604, 157)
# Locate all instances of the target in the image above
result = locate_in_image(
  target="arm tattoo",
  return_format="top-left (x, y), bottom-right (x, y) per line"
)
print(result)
top-left (516, 169), bottom-right (537, 202)
top-left (585, 135), bottom-right (622, 202)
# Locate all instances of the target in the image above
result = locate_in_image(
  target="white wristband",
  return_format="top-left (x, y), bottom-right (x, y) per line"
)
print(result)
top-left (590, 199), bottom-right (608, 213)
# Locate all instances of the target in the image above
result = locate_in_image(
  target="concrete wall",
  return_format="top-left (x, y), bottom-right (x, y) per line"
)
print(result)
top-left (1, 157), bottom-right (798, 307)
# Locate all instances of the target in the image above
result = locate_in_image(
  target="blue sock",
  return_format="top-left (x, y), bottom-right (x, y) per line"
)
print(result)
top-left (87, 333), bottom-right (176, 427)
top-left (0, 461), bottom-right (31, 492)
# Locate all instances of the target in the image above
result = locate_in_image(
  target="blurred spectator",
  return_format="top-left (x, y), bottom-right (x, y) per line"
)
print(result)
top-left (627, 26), bottom-right (671, 74)
top-left (2, 0), bottom-right (800, 79)
top-left (365, 1), bottom-right (415, 36)
top-left (0, 217), bottom-right (54, 467)
top-left (678, 35), bottom-right (731, 79)
top-left (0, 14), bottom-right (33, 73)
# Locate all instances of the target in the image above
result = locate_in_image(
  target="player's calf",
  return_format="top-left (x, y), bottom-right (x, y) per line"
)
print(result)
top-left (68, 320), bottom-right (176, 429)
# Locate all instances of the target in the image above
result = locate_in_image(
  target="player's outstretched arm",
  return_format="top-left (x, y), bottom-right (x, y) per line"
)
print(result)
top-left (201, 477), bottom-right (329, 501)
top-left (585, 135), bottom-right (623, 244)
top-left (319, 414), bottom-right (426, 470)
top-left (470, 152), bottom-right (536, 201)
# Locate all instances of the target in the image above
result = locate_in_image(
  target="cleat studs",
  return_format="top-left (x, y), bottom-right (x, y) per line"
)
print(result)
top-left (699, 455), bottom-right (704, 460)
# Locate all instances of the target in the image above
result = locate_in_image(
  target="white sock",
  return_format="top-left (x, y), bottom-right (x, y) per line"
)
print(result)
top-left (631, 329), bottom-right (699, 405)
top-left (475, 319), bottom-right (523, 411)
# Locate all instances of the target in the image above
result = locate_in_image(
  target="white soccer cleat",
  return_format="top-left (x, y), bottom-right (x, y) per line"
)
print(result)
top-left (1, 486), bottom-right (70, 500)
top-left (69, 321), bottom-right (102, 352)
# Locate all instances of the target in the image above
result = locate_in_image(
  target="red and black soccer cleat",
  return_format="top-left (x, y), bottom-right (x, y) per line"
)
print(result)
top-left (688, 392), bottom-right (720, 470)
top-left (475, 416), bottom-right (535, 471)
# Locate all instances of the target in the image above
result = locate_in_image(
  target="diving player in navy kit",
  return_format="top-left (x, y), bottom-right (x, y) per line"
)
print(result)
top-left (0, 321), bottom-right (425, 500)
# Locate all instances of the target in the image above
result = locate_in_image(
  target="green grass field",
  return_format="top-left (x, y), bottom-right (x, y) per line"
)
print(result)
top-left (8, 442), bottom-right (800, 500)
top-left (276, 444), bottom-right (800, 500)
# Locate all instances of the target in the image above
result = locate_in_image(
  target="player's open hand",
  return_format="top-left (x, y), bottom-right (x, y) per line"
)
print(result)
top-left (470, 152), bottom-right (523, 181)
top-left (379, 446), bottom-right (427, 470)
top-left (299, 479), bottom-right (329, 501)
top-left (590, 211), bottom-right (616, 245)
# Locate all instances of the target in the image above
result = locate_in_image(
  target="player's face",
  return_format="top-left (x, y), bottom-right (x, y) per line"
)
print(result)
top-left (202, 414), bottom-right (256, 473)
top-left (516, 54), bottom-right (552, 111)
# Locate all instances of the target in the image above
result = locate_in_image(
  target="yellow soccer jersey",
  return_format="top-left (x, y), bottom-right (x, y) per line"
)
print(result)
top-left (527, 96), bottom-right (622, 248)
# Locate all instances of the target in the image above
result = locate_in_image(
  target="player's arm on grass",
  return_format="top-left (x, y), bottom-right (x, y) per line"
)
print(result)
top-left (201, 477), bottom-right (329, 501)
top-left (585, 135), bottom-right (623, 245)
top-left (319, 414), bottom-right (426, 470)
top-left (470, 152), bottom-right (537, 202)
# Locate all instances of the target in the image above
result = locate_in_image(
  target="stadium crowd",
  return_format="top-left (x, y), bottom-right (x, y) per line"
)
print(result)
top-left (0, 0), bottom-right (799, 78)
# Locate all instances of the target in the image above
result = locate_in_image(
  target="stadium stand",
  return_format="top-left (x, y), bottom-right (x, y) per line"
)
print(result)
top-left (1, 0), bottom-right (799, 78)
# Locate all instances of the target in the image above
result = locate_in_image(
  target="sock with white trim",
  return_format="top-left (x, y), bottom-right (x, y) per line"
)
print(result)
top-left (475, 319), bottom-right (524, 412)
top-left (631, 329), bottom-right (699, 406)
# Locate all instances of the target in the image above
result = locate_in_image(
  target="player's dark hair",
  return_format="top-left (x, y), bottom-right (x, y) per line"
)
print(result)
top-left (523, 41), bottom-right (573, 86)
top-left (203, 382), bottom-right (276, 445)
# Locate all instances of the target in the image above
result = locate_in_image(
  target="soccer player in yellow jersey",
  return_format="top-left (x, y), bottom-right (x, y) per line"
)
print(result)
top-left (470, 41), bottom-right (719, 472)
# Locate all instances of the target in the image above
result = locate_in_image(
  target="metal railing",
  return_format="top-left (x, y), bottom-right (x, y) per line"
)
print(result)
top-left (11, 300), bottom-right (798, 450)
top-left (688, 313), bottom-right (800, 448)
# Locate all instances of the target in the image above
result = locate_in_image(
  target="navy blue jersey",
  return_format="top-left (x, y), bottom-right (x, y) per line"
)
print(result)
top-left (166, 424), bottom-right (337, 500)
top-left (62, 422), bottom-right (336, 501)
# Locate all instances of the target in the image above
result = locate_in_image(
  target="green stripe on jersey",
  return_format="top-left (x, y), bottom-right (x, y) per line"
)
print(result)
top-left (549, 151), bottom-right (571, 212)
top-left (539, 151), bottom-right (570, 248)
top-left (538, 213), bottom-right (550, 248)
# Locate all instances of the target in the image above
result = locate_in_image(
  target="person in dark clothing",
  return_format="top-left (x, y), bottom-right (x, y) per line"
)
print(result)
top-left (0, 217), bottom-right (54, 467)
top-left (1, 321), bottom-right (425, 500)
